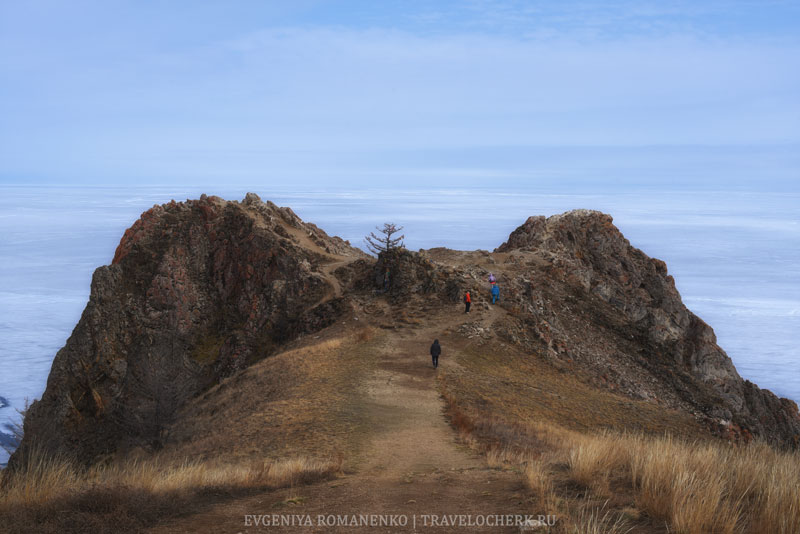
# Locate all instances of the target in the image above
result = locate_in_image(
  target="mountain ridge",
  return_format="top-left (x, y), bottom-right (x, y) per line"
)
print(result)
top-left (9, 193), bottom-right (799, 469)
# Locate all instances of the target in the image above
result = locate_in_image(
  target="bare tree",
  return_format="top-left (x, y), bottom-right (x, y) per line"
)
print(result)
top-left (364, 223), bottom-right (405, 255)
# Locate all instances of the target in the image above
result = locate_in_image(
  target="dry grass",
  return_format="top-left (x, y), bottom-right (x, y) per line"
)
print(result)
top-left (629, 436), bottom-right (800, 534)
top-left (440, 338), bottom-right (710, 440)
top-left (524, 458), bottom-right (560, 512)
top-left (441, 371), bottom-right (800, 534)
top-left (567, 500), bottom-right (633, 534)
top-left (161, 330), bottom-right (377, 464)
top-left (480, 422), bottom-right (798, 533)
top-left (0, 447), bottom-right (81, 507)
top-left (0, 450), bottom-right (340, 533)
top-left (567, 432), bottom-right (628, 495)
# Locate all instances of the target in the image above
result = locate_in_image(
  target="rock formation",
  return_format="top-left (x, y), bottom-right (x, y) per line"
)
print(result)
top-left (494, 210), bottom-right (800, 445)
top-left (10, 193), bottom-right (366, 465)
top-left (10, 197), bottom-right (799, 468)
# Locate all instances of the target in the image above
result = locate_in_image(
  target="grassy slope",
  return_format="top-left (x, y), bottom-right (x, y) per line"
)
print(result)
top-left (438, 332), bottom-right (708, 440)
top-left (435, 324), bottom-right (800, 534)
top-left (162, 322), bottom-right (378, 466)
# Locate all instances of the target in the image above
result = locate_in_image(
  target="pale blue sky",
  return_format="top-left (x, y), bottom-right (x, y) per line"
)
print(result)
top-left (1, 1), bottom-right (798, 187)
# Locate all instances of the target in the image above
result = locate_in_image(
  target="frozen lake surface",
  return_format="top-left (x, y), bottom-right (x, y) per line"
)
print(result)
top-left (1, 185), bottom-right (798, 465)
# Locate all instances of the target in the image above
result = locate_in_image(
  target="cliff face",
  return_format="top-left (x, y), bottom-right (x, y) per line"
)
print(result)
top-left (494, 210), bottom-right (800, 446)
top-left (11, 193), bottom-right (366, 465)
top-left (11, 199), bottom-right (799, 468)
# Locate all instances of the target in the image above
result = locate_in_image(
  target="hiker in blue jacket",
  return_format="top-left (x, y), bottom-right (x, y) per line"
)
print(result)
top-left (491, 284), bottom-right (500, 304)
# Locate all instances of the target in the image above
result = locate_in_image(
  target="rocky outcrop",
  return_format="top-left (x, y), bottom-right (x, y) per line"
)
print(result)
top-left (495, 210), bottom-right (800, 447)
top-left (10, 193), bottom-right (366, 466)
top-left (375, 248), bottom-right (463, 303)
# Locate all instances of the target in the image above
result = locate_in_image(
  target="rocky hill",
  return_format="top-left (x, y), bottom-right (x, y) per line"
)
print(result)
top-left (492, 211), bottom-right (799, 445)
top-left (10, 193), bottom-right (368, 466)
top-left (9, 194), bottom-right (799, 469)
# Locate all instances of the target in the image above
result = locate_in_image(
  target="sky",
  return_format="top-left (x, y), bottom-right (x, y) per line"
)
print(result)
top-left (0, 1), bottom-right (799, 187)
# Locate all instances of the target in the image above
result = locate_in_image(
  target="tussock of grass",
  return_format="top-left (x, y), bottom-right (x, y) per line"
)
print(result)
top-left (568, 500), bottom-right (632, 534)
top-left (524, 458), bottom-right (559, 512)
top-left (567, 434), bottom-right (628, 495)
top-left (0, 450), bottom-right (340, 533)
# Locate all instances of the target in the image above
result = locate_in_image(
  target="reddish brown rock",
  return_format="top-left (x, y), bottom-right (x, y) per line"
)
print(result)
top-left (11, 193), bottom-right (366, 466)
top-left (495, 210), bottom-right (800, 447)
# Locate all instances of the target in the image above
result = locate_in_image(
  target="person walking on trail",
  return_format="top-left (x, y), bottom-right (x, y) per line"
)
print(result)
top-left (464, 290), bottom-right (471, 313)
top-left (488, 272), bottom-right (496, 284)
top-left (430, 339), bottom-right (441, 369)
top-left (491, 284), bottom-right (500, 304)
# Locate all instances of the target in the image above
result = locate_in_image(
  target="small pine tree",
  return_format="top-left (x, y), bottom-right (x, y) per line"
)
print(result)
top-left (364, 223), bottom-right (405, 255)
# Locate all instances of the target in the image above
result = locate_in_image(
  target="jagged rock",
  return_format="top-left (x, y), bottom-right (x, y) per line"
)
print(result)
top-left (10, 194), bottom-right (366, 466)
top-left (496, 210), bottom-right (800, 446)
top-left (375, 248), bottom-right (463, 302)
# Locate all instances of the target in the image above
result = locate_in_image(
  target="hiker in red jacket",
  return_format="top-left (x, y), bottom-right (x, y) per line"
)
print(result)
top-left (464, 290), bottom-right (471, 313)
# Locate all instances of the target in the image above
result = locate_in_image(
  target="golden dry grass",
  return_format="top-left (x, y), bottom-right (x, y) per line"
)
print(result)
top-left (524, 458), bottom-right (560, 512)
top-left (445, 399), bottom-right (800, 534)
top-left (628, 436), bottom-right (800, 534)
top-left (439, 342), bottom-right (800, 534)
top-left (161, 328), bottom-right (378, 464)
top-left (439, 339), bottom-right (710, 439)
top-left (0, 447), bottom-right (81, 508)
top-left (0, 449), bottom-right (340, 533)
top-left (566, 499), bottom-right (633, 534)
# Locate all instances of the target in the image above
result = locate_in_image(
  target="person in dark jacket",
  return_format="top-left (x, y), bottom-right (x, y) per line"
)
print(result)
top-left (430, 339), bottom-right (441, 368)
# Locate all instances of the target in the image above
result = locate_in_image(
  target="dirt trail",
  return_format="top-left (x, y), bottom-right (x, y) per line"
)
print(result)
top-left (149, 305), bottom-right (531, 534)
top-left (278, 220), bottom-right (356, 304)
top-left (319, 259), bottom-right (349, 302)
